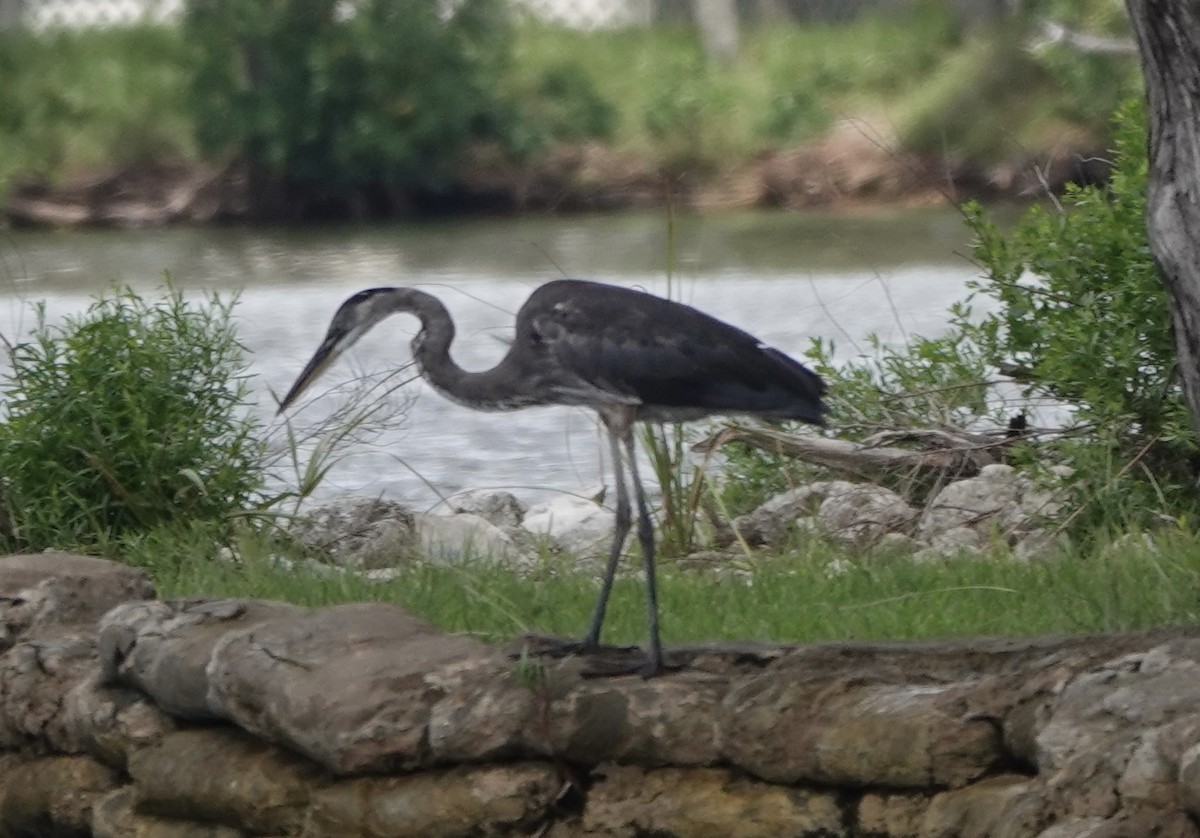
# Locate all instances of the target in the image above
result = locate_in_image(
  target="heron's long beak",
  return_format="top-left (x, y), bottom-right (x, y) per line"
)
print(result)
top-left (276, 337), bottom-right (341, 414)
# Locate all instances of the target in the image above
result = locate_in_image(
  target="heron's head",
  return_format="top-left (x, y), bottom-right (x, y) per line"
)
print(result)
top-left (276, 287), bottom-right (402, 413)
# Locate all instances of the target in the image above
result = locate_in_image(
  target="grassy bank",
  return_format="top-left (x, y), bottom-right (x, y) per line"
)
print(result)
top-left (128, 525), bottom-right (1200, 647)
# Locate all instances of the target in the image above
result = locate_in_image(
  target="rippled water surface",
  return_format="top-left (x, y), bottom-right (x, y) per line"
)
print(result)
top-left (1, 208), bottom-right (989, 507)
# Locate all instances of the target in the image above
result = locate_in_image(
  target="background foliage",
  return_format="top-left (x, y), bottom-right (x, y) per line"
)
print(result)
top-left (184, 0), bottom-right (518, 213)
top-left (0, 2), bottom-right (1141, 206)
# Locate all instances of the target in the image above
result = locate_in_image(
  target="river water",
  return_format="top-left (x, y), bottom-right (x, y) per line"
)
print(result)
top-left (0, 208), bottom-right (989, 509)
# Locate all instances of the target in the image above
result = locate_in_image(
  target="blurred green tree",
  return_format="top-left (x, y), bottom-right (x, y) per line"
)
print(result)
top-left (185, 0), bottom-right (514, 218)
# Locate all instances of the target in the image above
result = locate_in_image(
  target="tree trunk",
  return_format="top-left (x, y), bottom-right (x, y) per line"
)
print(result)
top-left (1127, 0), bottom-right (1200, 443)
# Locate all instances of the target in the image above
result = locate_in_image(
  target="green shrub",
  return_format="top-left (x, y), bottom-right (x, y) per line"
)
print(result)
top-left (184, 0), bottom-right (516, 210)
top-left (724, 99), bottom-right (1200, 537)
top-left (0, 286), bottom-right (266, 551)
top-left (961, 97), bottom-right (1197, 533)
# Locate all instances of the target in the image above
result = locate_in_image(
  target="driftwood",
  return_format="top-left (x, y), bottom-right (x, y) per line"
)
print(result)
top-left (695, 425), bottom-right (1005, 482)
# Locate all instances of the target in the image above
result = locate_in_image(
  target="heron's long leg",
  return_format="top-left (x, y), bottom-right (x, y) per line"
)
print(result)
top-left (583, 421), bottom-right (632, 648)
top-left (623, 426), bottom-right (663, 675)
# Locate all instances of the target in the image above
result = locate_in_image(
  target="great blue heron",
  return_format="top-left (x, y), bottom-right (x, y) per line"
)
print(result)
top-left (278, 279), bottom-right (828, 675)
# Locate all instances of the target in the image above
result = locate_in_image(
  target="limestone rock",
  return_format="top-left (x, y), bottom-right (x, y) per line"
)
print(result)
top-left (522, 495), bottom-right (617, 562)
top-left (919, 774), bottom-right (1046, 838)
top-left (98, 598), bottom-right (307, 720)
top-left (414, 511), bottom-right (530, 563)
top-left (913, 525), bottom-right (986, 562)
top-left (307, 762), bottom-right (559, 837)
top-left (730, 484), bottom-right (829, 546)
top-left (128, 727), bottom-right (322, 835)
top-left (0, 552), bottom-right (154, 648)
top-left (921, 464), bottom-right (1022, 538)
top-left (1036, 640), bottom-right (1200, 820)
top-left (206, 602), bottom-right (516, 775)
top-left (60, 672), bottom-right (177, 768)
top-left (92, 787), bottom-right (246, 838)
top-left (918, 463), bottom-right (1070, 554)
top-left (430, 488), bottom-right (526, 528)
top-left (816, 480), bottom-right (918, 547)
top-left (856, 791), bottom-right (928, 837)
top-left (723, 671), bottom-right (999, 787)
top-left (0, 632), bottom-right (99, 751)
top-left (0, 753), bottom-right (120, 836)
top-left (583, 764), bottom-right (844, 837)
top-left (289, 497), bottom-right (416, 568)
top-left (544, 675), bottom-right (726, 767)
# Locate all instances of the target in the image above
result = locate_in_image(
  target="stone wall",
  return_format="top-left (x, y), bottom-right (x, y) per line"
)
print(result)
top-left (2, 551), bottom-right (1200, 837)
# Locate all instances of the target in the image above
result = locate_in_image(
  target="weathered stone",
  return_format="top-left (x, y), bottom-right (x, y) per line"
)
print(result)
top-left (304, 762), bottom-right (559, 838)
top-left (60, 673), bottom-right (176, 767)
top-left (1014, 528), bottom-right (1070, 561)
top-left (857, 791), bottom-right (927, 837)
top-left (128, 727), bottom-right (322, 834)
top-left (583, 765), bottom-right (844, 837)
top-left (98, 598), bottom-right (306, 720)
top-left (0, 632), bottom-right (98, 751)
top-left (547, 674), bottom-right (726, 767)
top-left (0, 552), bottom-right (154, 649)
top-left (93, 788), bottom-right (247, 838)
top-left (919, 463), bottom-right (1053, 547)
top-left (913, 525), bottom-right (986, 561)
top-left (207, 602), bottom-right (505, 774)
top-left (874, 531), bottom-right (922, 555)
top-left (0, 752), bottom-right (120, 836)
top-left (1036, 641), bottom-right (1200, 819)
top-left (817, 481), bottom-right (918, 547)
top-left (522, 495), bottom-right (616, 562)
top-left (1033, 811), bottom-right (1200, 838)
top-left (919, 774), bottom-right (1047, 838)
top-left (723, 673), bottom-right (999, 787)
top-left (414, 511), bottom-right (530, 563)
top-left (1035, 819), bottom-right (1111, 838)
top-left (1173, 734), bottom-right (1200, 817)
top-left (730, 484), bottom-right (829, 546)
top-left (288, 497), bottom-right (417, 568)
top-left (430, 488), bottom-right (526, 528)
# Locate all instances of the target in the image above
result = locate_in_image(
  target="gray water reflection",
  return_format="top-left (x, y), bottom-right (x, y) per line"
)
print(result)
top-left (0, 209), bottom-right (987, 508)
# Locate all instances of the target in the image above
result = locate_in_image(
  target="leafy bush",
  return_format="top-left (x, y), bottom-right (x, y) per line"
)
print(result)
top-left (961, 97), bottom-right (1197, 532)
top-left (499, 62), bottom-right (617, 159)
top-left (0, 286), bottom-right (266, 551)
top-left (724, 99), bottom-right (1200, 536)
top-left (184, 0), bottom-right (515, 211)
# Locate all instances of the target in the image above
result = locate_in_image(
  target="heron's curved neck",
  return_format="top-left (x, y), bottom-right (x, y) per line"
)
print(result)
top-left (400, 288), bottom-right (527, 410)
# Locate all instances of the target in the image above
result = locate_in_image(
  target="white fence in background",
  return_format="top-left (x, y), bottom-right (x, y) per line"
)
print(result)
top-left (17, 0), bottom-right (180, 28)
top-left (511, 0), bottom-right (649, 29)
top-left (5, 0), bottom-right (650, 31)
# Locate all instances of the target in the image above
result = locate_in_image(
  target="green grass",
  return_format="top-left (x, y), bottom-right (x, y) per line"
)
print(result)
top-left (126, 524), bottom-right (1200, 648)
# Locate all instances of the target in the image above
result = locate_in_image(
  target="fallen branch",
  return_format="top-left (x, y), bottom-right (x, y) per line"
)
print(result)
top-left (695, 425), bottom-right (1002, 482)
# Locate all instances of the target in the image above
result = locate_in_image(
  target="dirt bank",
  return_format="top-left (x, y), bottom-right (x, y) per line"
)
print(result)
top-left (4, 122), bottom-right (1108, 228)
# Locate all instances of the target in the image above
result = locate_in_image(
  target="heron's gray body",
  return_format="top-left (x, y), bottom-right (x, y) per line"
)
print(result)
top-left (406, 279), bottom-right (827, 423)
top-left (279, 278), bottom-right (828, 674)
